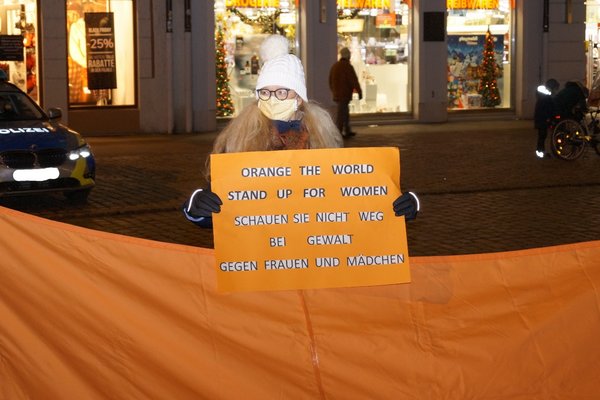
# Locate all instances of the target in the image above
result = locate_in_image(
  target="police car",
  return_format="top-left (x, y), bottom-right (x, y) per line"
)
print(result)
top-left (0, 71), bottom-right (95, 202)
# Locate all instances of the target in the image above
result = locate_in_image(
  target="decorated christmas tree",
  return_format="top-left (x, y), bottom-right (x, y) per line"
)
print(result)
top-left (478, 29), bottom-right (501, 108)
top-left (215, 25), bottom-right (234, 117)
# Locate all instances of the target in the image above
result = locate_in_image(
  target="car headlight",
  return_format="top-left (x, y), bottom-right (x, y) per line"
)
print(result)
top-left (68, 144), bottom-right (93, 160)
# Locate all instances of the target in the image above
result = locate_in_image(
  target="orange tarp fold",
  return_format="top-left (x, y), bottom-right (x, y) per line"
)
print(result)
top-left (1, 205), bottom-right (600, 399)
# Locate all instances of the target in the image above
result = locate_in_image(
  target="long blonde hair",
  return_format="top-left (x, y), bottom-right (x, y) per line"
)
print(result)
top-left (204, 101), bottom-right (343, 180)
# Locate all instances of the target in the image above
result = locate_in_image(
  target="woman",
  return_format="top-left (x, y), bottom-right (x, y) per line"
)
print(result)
top-left (183, 34), bottom-right (418, 227)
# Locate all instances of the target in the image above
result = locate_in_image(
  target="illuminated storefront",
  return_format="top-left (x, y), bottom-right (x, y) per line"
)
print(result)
top-left (586, 1), bottom-right (600, 85)
top-left (337, 0), bottom-right (411, 115)
top-left (213, 0), bottom-right (514, 118)
top-left (5, 1), bottom-right (583, 134)
top-left (66, 0), bottom-right (135, 108)
top-left (446, 0), bottom-right (513, 110)
top-left (214, 0), bottom-right (298, 117)
top-left (0, 0), bottom-right (38, 101)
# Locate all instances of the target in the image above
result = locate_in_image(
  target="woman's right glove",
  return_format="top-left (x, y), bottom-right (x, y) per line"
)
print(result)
top-left (393, 191), bottom-right (420, 221)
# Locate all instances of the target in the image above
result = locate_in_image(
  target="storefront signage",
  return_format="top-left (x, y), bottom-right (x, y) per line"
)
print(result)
top-left (210, 147), bottom-right (411, 292)
top-left (0, 35), bottom-right (24, 62)
top-left (225, 0), bottom-right (280, 7)
top-left (376, 13), bottom-right (395, 28)
top-left (447, 0), bottom-right (499, 9)
top-left (338, 18), bottom-right (365, 33)
top-left (84, 12), bottom-right (117, 90)
top-left (338, 0), bottom-right (391, 8)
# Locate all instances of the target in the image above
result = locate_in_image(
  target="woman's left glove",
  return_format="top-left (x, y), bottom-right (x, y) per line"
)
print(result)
top-left (393, 192), bottom-right (420, 221)
top-left (185, 188), bottom-right (222, 218)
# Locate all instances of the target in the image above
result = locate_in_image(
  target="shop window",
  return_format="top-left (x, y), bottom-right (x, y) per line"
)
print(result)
top-left (67, 0), bottom-right (135, 107)
top-left (447, 0), bottom-right (512, 110)
top-left (0, 1), bottom-right (38, 101)
top-left (586, 1), bottom-right (600, 86)
top-left (214, 0), bottom-right (298, 118)
top-left (336, 0), bottom-right (411, 114)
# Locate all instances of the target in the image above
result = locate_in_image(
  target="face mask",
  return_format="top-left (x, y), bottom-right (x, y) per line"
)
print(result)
top-left (258, 97), bottom-right (298, 121)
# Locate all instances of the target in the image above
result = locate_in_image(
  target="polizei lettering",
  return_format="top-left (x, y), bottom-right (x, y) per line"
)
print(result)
top-left (0, 127), bottom-right (51, 134)
top-left (331, 164), bottom-right (374, 174)
top-left (340, 186), bottom-right (388, 196)
top-left (347, 254), bottom-right (405, 266)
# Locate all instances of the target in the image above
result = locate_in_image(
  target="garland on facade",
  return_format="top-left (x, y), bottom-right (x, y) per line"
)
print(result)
top-left (230, 7), bottom-right (283, 34)
top-left (478, 28), bottom-right (501, 108)
top-left (215, 25), bottom-right (235, 117)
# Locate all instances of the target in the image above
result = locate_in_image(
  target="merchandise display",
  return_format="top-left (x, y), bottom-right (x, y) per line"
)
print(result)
top-left (337, 3), bottom-right (411, 115)
top-left (214, 1), bottom-right (513, 116)
top-left (446, 1), bottom-right (512, 110)
top-left (214, 2), bottom-right (297, 117)
top-left (586, 1), bottom-right (600, 85)
top-left (66, 0), bottom-right (135, 108)
top-left (0, 2), bottom-right (38, 100)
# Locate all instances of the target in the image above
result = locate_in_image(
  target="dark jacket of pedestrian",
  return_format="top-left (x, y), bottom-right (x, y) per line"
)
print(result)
top-left (329, 55), bottom-right (362, 102)
top-left (554, 81), bottom-right (588, 121)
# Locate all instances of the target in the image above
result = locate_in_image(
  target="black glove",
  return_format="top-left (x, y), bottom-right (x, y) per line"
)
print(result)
top-left (393, 192), bottom-right (419, 221)
top-left (185, 188), bottom-right (222, 218)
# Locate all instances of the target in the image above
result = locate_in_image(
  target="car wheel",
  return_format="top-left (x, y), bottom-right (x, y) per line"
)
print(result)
top-left (64, 188), bottom-right (91, 204)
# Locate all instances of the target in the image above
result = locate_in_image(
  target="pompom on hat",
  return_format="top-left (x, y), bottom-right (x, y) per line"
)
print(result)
top-left (256, 35), bottom-right (307, 101)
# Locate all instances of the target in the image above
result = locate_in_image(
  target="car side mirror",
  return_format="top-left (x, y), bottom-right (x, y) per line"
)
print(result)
top-left (47, 107), bottom-right (62, 119)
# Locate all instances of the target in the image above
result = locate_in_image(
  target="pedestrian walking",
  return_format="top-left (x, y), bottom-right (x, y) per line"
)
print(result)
top-left (329, 47), bottom-right (362, 138)
top-left (183, 35), bottom-right (418, 228)
top-left (533, 78), bottom-right (559, 158)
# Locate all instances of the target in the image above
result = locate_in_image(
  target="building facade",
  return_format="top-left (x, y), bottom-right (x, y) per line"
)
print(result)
top-left (3, 0), bottom-right (587, 134)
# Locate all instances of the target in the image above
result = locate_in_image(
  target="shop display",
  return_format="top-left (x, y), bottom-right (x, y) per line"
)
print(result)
top-left (67, 0), bottom-right (135, 108)
top-left (336, 1), bottom-right (411, 115)
top-left (0, 2), bottom-right (37, 101)
top-left (447, 32), bottom-right (504, 109)
top-left (213, 0), bottom-right (512, 116)
top-left (586, 1), bottom-right (600, 85)
top-left (478, 29), bottom-right (502, 107)
top-left (216, 24), bottom-right (235, 117)
top-left (446, 1), bottom-right (512, 110)
top-left (214, 1), bottom-right (297, 117)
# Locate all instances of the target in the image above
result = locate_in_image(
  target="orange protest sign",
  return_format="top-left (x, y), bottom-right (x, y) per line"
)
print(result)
top-left (210, 147), bottom-right (410, 292)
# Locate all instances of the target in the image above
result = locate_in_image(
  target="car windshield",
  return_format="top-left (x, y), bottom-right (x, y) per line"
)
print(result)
top-left (0, 92), bottom-right (44, 121)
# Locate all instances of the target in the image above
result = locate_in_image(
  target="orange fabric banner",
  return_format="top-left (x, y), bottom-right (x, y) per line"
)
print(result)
top-left (1, 206), bottom-right (600, 399)
top-left (210, 147), bottom-right (410, 292)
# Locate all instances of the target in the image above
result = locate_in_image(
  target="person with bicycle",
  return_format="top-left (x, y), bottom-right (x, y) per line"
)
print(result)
top-left (550, 81), bottom-right (600, 160)
top-left (554, 81), bottom-right (589, 121)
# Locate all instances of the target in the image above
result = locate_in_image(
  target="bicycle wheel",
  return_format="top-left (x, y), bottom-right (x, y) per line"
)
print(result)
top-left (551, 119), bottom-right (587, 160)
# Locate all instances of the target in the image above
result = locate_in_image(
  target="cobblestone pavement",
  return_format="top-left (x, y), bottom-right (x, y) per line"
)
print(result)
top-left (2, 118), bottom-right (600, 256)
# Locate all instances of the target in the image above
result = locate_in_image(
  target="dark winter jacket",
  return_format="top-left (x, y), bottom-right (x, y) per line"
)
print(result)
top-left (534, 92), bottom-right (557, 129)
top-left (554, 81), bottom-right (588, 120)
top-left (329, 58), bottom-right (362, 102)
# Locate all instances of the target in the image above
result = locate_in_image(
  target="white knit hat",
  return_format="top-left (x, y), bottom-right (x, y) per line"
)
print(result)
top-left (256, 35), bottom-right (307, 101)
